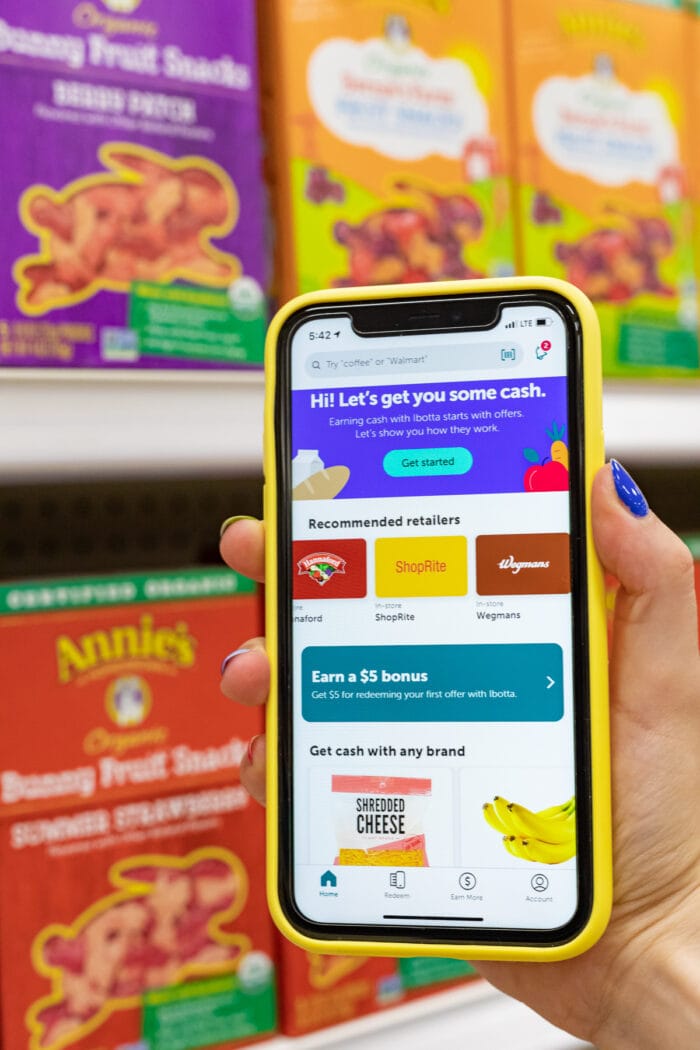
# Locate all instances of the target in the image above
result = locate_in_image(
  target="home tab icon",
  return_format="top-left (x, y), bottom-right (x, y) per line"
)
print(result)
top-left (320, 870), bottom-right (337, 888)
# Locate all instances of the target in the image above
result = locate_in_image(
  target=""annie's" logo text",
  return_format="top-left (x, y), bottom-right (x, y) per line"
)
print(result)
top-left (56, 614), bottom-right (196, 683)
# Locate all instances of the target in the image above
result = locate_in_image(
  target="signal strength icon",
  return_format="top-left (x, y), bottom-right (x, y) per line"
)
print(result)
top-left (505, 320), bottom-right (517, 329)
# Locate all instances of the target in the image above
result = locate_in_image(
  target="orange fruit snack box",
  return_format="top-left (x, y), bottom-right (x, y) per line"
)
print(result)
top-left (259, 0), bottom-right (515, 301)
top-left (508, 0), bottom-right (698, 378)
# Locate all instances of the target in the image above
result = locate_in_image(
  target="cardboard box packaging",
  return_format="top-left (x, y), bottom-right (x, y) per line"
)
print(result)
top-left (0, 1), bottom-right (267, 368)
top-left (508, 0), bottom-right (699, 377)
top-left (687, 4), bottom-right (700, 322)
top-left (0, 569), bottom-right (263, 818)
top-left (260, 0), bottom-right (515, 301)
top-left (276, 938), bottom-right (476, 1036)
top-left (276, 945), bottom-right (401, 1036)
top-left (0, 782), bottom-right (276, 1050)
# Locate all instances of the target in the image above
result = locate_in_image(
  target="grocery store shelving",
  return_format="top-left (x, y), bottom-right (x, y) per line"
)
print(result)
top-left (1, 368), bottom-right (698, 481)
top-left (602, 380), bottom-right (700, 464)
top-left (0, 368), bottom-right (265, 482)
top-left (265, 982), bottom-right (591, 1050)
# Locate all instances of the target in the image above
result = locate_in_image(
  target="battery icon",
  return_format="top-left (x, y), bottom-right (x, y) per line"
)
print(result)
top-left (537, 317), bottom-right (554, 326)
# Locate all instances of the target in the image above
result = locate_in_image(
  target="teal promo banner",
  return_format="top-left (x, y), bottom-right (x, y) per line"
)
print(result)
top-left (302, 644), bottom-right (564, 722)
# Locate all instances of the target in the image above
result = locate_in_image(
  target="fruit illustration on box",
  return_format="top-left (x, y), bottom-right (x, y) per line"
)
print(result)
top-left (15, 143), bottom-right (240, 315)
top-left (307, 953), bottom-right (366, 990)
top-left (28, 849), bottom-right (250, 1050)
top-left (305, 166), bottom-right (345, 204)
top-left (531, 190), bottom-right (562, 226)
top-left (483, 795), bottom-right (576, 864)
top-left (523, 422), bottom-right (569, 492)
top-left (333, 182), bottom-right (484, 287)
top-left (555, 213), bottom-right (675, 304)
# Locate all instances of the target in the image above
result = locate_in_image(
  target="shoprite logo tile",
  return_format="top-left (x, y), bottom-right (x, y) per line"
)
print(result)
top-left (375, 536), bottom-right (467, 598)
top-left (293, 540), bottom-right (367, 599)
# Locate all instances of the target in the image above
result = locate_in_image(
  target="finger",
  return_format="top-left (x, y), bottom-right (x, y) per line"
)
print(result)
top-left (220, 518), bottom-right (265, 583)
top-left (241, 734), bottom-right (267, 806)
top-left (592, 461), bottom-right (699, 713)
top-left (220, 639), bottom-right (270, 707)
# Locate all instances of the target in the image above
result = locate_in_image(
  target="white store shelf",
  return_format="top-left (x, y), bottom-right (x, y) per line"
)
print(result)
top-left (0, 368), bottom-right (265, 482)
top-left (602, 380), bottom-right (700, 464)
top-left (1, 368), bottom-right (699, 482)
top-left (265, 983), bottom-right (591, 1050)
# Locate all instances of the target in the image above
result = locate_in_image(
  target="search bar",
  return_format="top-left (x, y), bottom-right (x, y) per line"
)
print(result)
top-left (305, 342), bottom-right (523, 377)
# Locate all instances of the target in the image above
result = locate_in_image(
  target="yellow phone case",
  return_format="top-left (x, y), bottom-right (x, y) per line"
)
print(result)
top-left (263, 276), bottom-right (612, 961)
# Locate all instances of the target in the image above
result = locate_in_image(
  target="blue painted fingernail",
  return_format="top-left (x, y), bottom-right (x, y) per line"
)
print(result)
top-left (220, 648), bottom-right (251, 675)
top-left (611, 459), bottom-right (648, 517)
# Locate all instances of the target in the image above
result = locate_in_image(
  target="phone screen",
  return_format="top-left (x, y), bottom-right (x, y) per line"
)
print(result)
top-left (277, 292), bottom-right (591, 944)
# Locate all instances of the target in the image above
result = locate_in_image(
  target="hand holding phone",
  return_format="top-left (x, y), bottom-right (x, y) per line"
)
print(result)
top-left (220, 463), bottom-right (700, 1042)
top-left (263, 277), bottom-right (611, 961)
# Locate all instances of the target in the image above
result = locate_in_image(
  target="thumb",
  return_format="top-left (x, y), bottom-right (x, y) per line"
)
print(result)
top-left (592, 461), bottom-right (699, 717)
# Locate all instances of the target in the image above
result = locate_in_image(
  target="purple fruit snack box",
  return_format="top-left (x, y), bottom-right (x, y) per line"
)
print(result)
top-left (0, 0), bottom-right (267, 369)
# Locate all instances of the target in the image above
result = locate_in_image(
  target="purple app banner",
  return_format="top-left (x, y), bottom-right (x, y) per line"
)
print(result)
top-left (291, 376), bottom-right (570, 499)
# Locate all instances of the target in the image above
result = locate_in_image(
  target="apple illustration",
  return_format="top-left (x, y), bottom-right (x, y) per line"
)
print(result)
top-left (524, 460), bottom-right (569, 492)
top-left (523, 428), bottom-right (569, 491)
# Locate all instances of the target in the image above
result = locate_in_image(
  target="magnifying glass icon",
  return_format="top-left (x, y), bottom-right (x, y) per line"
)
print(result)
top-left (312, 360), bottom-right (321, 370)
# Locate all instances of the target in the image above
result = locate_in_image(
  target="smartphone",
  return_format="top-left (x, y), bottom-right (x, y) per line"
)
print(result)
top-left (264, 277), bottom-right (611, 961)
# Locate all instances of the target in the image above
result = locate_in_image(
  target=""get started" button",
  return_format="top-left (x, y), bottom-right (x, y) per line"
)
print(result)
top-left (375, 536), bottom-right (467, 597)
top-left (383, 447), bottom-right (473, 477)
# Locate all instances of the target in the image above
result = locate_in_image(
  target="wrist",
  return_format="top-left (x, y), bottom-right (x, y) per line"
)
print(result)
top-left (594, 900), bottom-right (700, 1050)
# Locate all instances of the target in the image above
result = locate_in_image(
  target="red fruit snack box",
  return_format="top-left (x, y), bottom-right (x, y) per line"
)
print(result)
top-left (276, 937), bottom-right (476, 1036)
top-left (276, 942), bottom-right (401, 1036)
top-left (0, 569), bottom-right (262, 819)
top-left (0, 782), bottom-right (276, 1050)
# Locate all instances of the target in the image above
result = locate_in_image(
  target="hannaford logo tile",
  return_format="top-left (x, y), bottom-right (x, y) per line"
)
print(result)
top-left (476, 534), bottom-right (570, 595)
top-left (297, 552), bottom-right (346, 586)
top-left (293, 540), bottom-right (366, 599)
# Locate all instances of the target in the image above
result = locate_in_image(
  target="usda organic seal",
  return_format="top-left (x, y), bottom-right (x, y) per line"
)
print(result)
top-left (228, 276), bottom-right (264, 320)
top-left (238, 950), bottom-right (273, 992)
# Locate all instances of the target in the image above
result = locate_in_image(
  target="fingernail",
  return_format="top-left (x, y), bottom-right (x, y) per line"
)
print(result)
top-left (220, 648), bottom-right (251, 675)
top-left (219, 515), bottom-right (256, 539)
top-left (246, 734), bottom-right (263, 764)
top-left (611, 459), bottom-right (649, 518)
